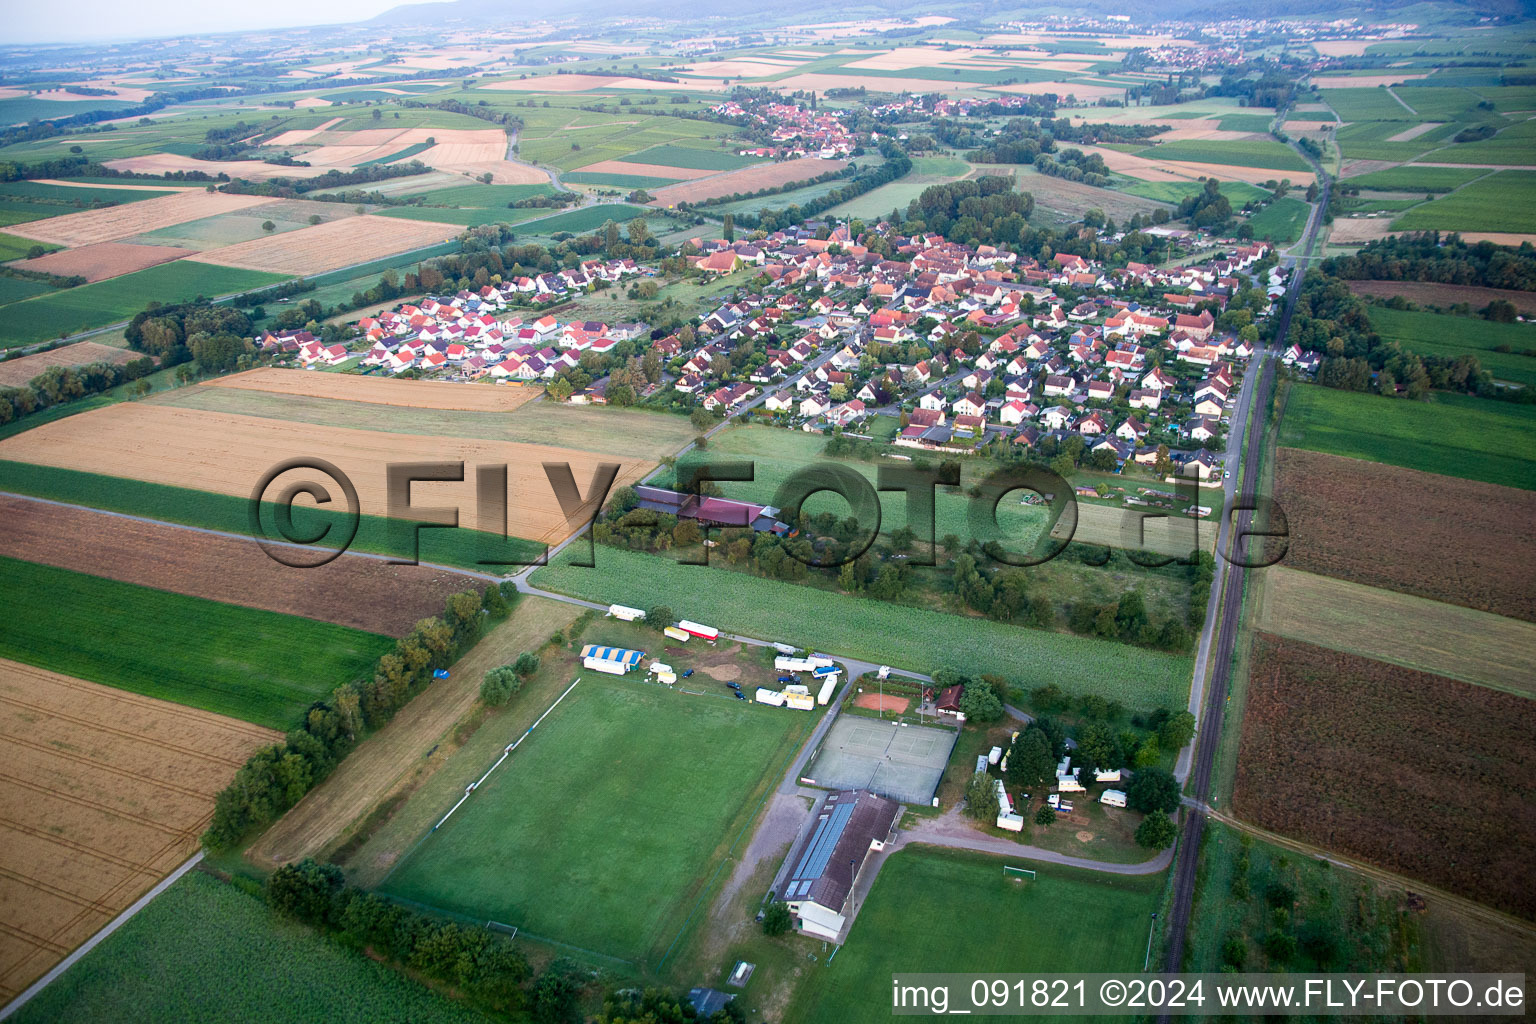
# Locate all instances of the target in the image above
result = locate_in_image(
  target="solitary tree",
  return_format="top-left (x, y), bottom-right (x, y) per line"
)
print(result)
top-left (762, 899), bottom-right (792, 936)
top-left (1135, 811), bottom-right (1178, 849)
top-left (481, 666), bottom-right (521, 706)
top-left (963, 770), bottom-right (999, 821)
top-left (1034, 803), bottom-right (1055, 826)
top-left (261, 220), bottom-right (276, 233)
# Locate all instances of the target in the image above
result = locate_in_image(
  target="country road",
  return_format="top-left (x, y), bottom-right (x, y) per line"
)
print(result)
top-left (1158, 119), bottom-right (1331, 980)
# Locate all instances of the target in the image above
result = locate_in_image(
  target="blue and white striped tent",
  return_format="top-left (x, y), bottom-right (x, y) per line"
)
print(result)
top-left (579, 645), bottom-right (645, 668)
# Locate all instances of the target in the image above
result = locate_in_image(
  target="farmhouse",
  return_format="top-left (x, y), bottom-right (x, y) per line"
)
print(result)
top-left (632, 485), bottom-right (789, 534)
top-left (778, 789), bottom-right (900, 941)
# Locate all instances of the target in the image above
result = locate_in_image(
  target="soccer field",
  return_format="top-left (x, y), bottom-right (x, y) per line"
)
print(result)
top-left (381, 673), bottom-right (808, 965)
top-left (783, 848), bottom-right (1165, 1023)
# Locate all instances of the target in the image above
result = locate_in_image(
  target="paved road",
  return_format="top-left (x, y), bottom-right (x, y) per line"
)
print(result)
top-left (1159, 137), bottom-right (1330, 978)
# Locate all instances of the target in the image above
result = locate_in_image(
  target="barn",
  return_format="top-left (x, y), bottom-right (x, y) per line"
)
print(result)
top-left (777, 789), bottom-right (900, 941)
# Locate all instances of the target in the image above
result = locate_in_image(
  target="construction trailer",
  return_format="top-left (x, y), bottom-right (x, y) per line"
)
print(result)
top-left (988, 745), bottom-right (1003, 766)
top-left (583, 656), bottom-right (629, 676)
top-left (677, 620), bottom-right (719, 642)
top-left (607, 604), bottom-right (645, 622)
top-left (816, 675), bottom-right (838, 705)
top-left (648, 662), bottom-right (677, 685)
top-left (771, 642), bottom-right (798, 655)
top-left (1100, 789), bottom-right (1127, 808)
top-left (784, 684), bottom-right (811, 696)
top-left (663, 625), bottom-right (690, 643)
top-left (1094, 768), bottom-right (1122, 783)
top-left (785, 691), bottom-right (815, 711)
top-left (995, 778), bottom-right (1023, 832)
top-left (775, 656), bottom-right (817, 673)
top-left (755, 687), bottom-right (787, 707)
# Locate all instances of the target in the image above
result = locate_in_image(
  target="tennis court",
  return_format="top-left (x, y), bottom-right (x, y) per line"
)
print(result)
top-left (800, 716), bottom-right (957, 805)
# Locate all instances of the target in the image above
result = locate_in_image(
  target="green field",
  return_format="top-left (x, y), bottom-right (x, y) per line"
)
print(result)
top-left (1341, 165), bottom-right (1485, 193)
top-left (0, 276), bottom-right (58, 307)
top-left (0, 262), bottom-right (289, 348)
top-left (784, 849), bottom-right (1164, 1023)
top-left (1333, 120), bottom-right (1458, 162)
top-left (9, 872), bottom-right (489, 1024)
top-left (382, 672), bottom-right (804, 964)
top-left (562, 171), bottom-right (681, 188)
top-left (1278, 384), bottom-right (1536, 490)
top-left (1134, 138), bottom-right (1309, 171)
top-left (0, 181), bottom-right (178, 205)
top-left (1369, 306), bottom-right (1536, 387)
top-left (1117, 179), bottom-right (1273, 205)
top-left (528, 545), bottom-right (1192, 708)
top-left (0, 556), bottom-right (392, 729)
top-left (0, 231), bottom-right (56, 261)
top-left (399, 183), bottom-right (554, 207)
top-left (623, 144), bottom-right (757, 171)
top-left (1322, 88), bottom-right (1419, 122)
top-left (356, 141), bottom-right (432, 167)
top-left (0, 460), bottom-right (546, 572)
top-left (1245, 196), bottom-right (1310, 243)
top-left (1392, 170), bottom-right (1536, 233)
top-left (1218, 114), bottom-right (1277, 133)
top-left (518, 203), bottom-right (652, 235)
top-left (516, 113), bottom-right (726, 172)
top-left (375, 205), bottom-right (540, 227)
top-left (0, 96), bottom-right (139, 124)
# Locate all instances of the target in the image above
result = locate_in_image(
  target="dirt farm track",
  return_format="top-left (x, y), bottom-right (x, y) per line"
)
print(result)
top-left (204, 368), bottom-right (544, 412)
top-left (0, 660), bottom-right (278, 1001)
top-left (0, 402), bottom-right (655, 544)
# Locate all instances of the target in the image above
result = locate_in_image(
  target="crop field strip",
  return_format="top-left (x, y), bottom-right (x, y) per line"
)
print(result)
top-left (0, 494), bottom-right (484, 636)
top-left (186, 214), bottom-right (464, 275)
top-left (1274, 447), bottom-right (1536, 623)
top-left (0, 661), bottom-right (279, 1002)
top-left (645, 158), bottom-right (847, 207)
top-left (0, 556), bottom-right (392, 730)
top-left (1235, 634), bottom-right (1536, 920)
top-left (2, 191), bottom-right (279, 247)
top-left (151, 383), bottom-right (696, 460)
top-left (0, 342), bottom-right (143, 387)
top-left (0, 402), bottom-right (656, 544)
top-left (1257, 566), bottom-right (1536, 697)
top-left (202, 367), bottom-right (545, 412)
top-left (5, 872), bottom-right (486, 1024)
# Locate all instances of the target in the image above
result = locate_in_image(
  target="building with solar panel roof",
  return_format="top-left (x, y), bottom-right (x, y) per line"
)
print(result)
top-left (777, 789), bottom-right (899, 941)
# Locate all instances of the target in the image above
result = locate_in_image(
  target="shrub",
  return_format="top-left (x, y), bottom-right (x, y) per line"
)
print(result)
top-left (481, 666), bottom-right (522, 706)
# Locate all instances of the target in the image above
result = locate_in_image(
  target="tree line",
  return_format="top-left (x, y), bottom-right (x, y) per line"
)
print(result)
top-left (1319, 232), bottom-right (1536, 292)
top-left (0, 356), bottom-right (156, 426)
top-left (201, 586), bottom-right (513, 852)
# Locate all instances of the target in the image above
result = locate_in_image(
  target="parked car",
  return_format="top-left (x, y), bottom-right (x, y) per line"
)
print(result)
top-left (681, 669), bottom-right (694, 678)
top-left (734, 691), bottom-right (747, 700)
top-left (728, 681), bottom-right (742, 691)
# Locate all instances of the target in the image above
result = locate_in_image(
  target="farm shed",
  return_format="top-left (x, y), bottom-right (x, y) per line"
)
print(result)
top-left (778, 789), bottom-right (900, 940)
top-left (632, 484), bottom-right (790, 534)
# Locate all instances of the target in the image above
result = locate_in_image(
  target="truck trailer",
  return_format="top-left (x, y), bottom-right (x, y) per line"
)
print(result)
top-left (784, 691), bottom-right (815, 710)
top-left (677, 620), bottom-right (719, 642)
top-left (755, 687), bottom-right (786, 707)
top-left (606, 604), bottom-right (645, 622)
top-left (663, 626), bottom-right (690, 643)
top-left (582, 656), bottom-right (629, 676)
top-left (816, 675), bottom-right (838, 705)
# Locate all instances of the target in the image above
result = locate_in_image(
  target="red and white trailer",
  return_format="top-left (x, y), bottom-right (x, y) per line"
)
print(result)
top-left (676, 620), bottom-right (719, 643)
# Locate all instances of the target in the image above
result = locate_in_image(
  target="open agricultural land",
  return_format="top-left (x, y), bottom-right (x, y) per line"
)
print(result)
top-left (783, 850), bottom-right (1163, 1023)
top-left (203, 367), bottom-right (544, 412)
top-left (6, 872), bottom-right (487, 1024)
top-left (0, 402), bottom-right (655, 545)
top-left (1277, 382), bottom-right (1536, 490)
top-left (0, 494), bottom-right (483, 636)
top-left (1258, 567), bottom-right (1536, 698)
top-left (1273, 447), bottom-right (1536, 623)
top-left (0, 341), bottom-right (143, 387)
top-left (0, 662), bottom-right (279, 1003)
top-left (528, 544), bottom-right (1192, 708)
top-left (1234, 634), bottom-right (1536, 920)
top-left (1347, 280), bottom-right (1536, 317)
top-left (381, 655), bottom-right (807, 966)
top-left (0, 556), bottom-right (392, 729)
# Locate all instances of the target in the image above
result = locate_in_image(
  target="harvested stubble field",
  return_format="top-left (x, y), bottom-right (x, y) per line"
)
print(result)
top-left (246, 596), bottom-right (579, 872)
top-left (1258, 566), bottom-right (1536, 697)
top-left (12, 241), bottom-right (193, 283)
top-left (204, 367), bottom-right (544, 412)
top-left (0, 494), bottom-right (483, 636)
top-left (646, 157), bottom-right (846, 207)
top-left (187, 214), bottom-right (461, 275)
top-left (0, 341), bottom-right (142, 387)
top-left (3, 191), bottom-right (276, 247)
top-left (0, 661), bottom-right (278, 1002)
top-left (0, 403), bottom-right (654, 544)
top-left (1234, 634), bottom-right (1536, 919)
top-left (1275, 447), bottom-right (1536, 622)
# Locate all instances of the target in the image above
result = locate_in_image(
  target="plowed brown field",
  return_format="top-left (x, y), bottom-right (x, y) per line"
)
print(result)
top-left (0, 403), bottom-right (653, 544)
top-left (14, 241), bottom-right (195, 282)
top-left (0, 661), bottom-right (278, 1001)
top-left (1275, 447), bottom-right (1536, 622)
top-left (3, 191), bottom-right (277, 246)
top-left (204, 367), bottom-right (543, 412)
top-left (1235, 634), bottom-right (1536, 919)
top-left (647, 157), bottom-right (847, 206)
top-left (186, 214), bottom-right (461, 275)
top-left (0, 494), bottom-right (483, 635)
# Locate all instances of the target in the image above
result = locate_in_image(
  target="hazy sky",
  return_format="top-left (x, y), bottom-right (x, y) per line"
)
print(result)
top-left (11, 0), bottom-right (444, 45)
